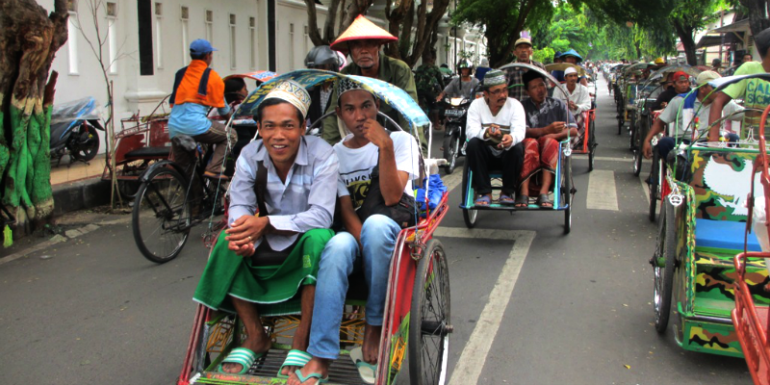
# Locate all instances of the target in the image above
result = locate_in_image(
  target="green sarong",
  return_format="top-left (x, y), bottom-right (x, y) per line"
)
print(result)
top-left (193, 228), bottom-right (333, 316)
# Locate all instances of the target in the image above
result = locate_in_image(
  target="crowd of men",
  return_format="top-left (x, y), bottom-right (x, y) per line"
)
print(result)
top-left (167, 14), bottom-right (600, 385)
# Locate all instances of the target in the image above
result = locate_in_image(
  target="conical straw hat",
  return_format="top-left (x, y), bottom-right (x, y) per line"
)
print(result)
top-left (330, 15), bottom-right (397, 52)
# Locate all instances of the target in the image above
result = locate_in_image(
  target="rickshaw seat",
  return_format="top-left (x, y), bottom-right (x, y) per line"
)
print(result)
top-left (124, 147), bottom-right (170, 159)
top-left (695, 218), bottom-right (762, 252)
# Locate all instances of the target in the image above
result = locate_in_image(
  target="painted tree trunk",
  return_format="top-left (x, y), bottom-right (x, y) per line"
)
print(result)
top-left (0, 0), bottom-right (68, 234)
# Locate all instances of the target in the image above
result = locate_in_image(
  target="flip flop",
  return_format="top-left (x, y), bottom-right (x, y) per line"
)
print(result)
top-left (277, 349), bottom-right (312, 378)
top-left (474, 195), bottom-right (492, 206)
top-left (514, 194), bottom-right (529, 208)
top-left (293, 369), bottom-right (329, 384)
top-left (499, 194), bottom-right (515, 205)
top-left (217, 347), bottom-right (263, 375)
top-left (536, 194), bottom-right (553, 208)
top-left (350, 347), bottom-right (377, 384)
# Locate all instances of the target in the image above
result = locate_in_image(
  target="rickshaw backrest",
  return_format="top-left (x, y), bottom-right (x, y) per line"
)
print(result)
top-left (688, 148), bottom-right (764, 221)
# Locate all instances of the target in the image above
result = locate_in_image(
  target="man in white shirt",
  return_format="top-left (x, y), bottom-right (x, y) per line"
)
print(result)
top-left (464, 69), bottom-right (526, 206)
top-left (554, 66), bottom-right (591, 137)
top-left (643, 70), bottom-right (744, 161)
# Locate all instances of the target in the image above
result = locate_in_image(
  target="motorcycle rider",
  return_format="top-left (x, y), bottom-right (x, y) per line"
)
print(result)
top-left (436, 60), bottom-right (480, 101)
top-left (304, 45), bottom-right (340, 127)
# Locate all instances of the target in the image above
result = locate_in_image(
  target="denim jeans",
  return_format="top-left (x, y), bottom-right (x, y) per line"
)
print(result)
top-left (307, 214), bottom-right (402, 360)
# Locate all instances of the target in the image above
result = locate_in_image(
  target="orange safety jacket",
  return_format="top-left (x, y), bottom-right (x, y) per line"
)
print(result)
top-left (170, 59), bottom-right (226, 108)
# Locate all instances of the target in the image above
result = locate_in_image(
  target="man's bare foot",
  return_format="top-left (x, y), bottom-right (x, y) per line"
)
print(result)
top-left (288, 357), bottom-right (330, 385)
top-left (221, 335), bottom-right (272, 374)
top-left (362, 324), bottom-right (383, 363)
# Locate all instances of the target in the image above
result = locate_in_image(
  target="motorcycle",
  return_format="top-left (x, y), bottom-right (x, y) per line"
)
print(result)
top-left (441, 94), bottom-right (474, 174)
top-left (50, 97), bottom-right (103, 165)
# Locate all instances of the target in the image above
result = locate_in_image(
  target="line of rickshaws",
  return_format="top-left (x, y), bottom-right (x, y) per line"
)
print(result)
top-left (606, 61), bottom-right (770, 384)
top-left (108, 63), bottom-right (596, 384)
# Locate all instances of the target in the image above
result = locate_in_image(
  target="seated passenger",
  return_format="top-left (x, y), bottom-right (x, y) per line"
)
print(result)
top-left (651, 71), bottom-right (690, 111)
top-left (192, 80), bottom-right (339, 376)
top-left (304, 45), bottom-right (339, 128)
top-left (463, 69), bottom-right (526, 206)
top-left (290, 79), bottom-right (421, 385)
top-left (553, 67), bottom-right (591, 145)
top-left (436, 59), bottom-right (480, 101)
top-left (519, 71), bottom-right (578, 208)
top-left (643, 71), bottom-right (743, 161)
top-left (224, 77), bottom-right (248, 105)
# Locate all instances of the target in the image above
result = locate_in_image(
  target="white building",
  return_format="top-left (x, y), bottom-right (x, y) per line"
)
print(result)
top-left (38, 0), bottom-right (485, 134)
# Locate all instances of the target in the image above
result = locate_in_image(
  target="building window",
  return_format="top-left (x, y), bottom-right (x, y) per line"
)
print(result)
top-left (67, 10), bottom-right (78, 74)
top-left (205, 10), bottom-right (213, 44)
top-left (304, 25), bottom-right (309, 57)
top-left (181, 6), bottom-right (189, 60)
top-left (106, 2), bottom-right (117, 74)
top-left (137, 0), bottom-right (154, 76)
top-left (249, 17), bottom-right (256, 69)
top-left (229, 14), bottom-right (236, 69)
top-left (289, 23), bottom-right (295, 69)
top-left (155, 2), bottom-right (163, 69)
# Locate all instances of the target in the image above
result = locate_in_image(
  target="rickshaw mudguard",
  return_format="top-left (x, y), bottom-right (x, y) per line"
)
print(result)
top-left (138, 159), bottom-right (188, 183)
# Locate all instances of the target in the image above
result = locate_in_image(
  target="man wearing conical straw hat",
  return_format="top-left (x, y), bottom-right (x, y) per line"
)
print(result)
top-left (321, 15), bottom-right (427, 155)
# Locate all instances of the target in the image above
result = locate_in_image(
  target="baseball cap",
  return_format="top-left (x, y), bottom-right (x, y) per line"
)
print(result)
top-left (671, 71), bottom-right (689, 81)
top-left (190, 39), bottom-right (217, 55)
top-left (696, 70), bottom-right (721, 86)
top-left (514, 38), bottom-right (532, 49)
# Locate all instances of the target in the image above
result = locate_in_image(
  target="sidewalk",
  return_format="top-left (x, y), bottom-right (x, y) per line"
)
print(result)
top-left (51, 153), bottom-right (112, 216)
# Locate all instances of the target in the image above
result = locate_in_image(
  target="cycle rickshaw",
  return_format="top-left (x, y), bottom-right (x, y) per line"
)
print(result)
top-left (460, 64), bottom-right (576, 234)
top-left (545, 63), bottom-right (598, 171)
top-left (651, 73), bottom-right (770, 358)
top-left (176, 70), bottom-right (452, 385)
top-left (734, 104), bottom-right (770, 385)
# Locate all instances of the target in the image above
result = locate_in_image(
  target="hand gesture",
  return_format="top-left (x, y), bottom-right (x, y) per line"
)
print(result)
top-left (487, 124), bottom-right (503, 138)
top-left (226, 215), bottom-right (269, 257)
top-left (361, 119), bottom-right (393, 148)
top-left (642, 141), bottom-right (653, 159)
top-left (568, 101), bottom-right (578, 111)
top-left (498, 134), bottom-right (513, 149)
top-left (547, 121), bottom-right (567, 134)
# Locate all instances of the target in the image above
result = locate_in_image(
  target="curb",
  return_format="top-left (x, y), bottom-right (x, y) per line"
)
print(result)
top-left (52, 177), bottom-right (111, 216)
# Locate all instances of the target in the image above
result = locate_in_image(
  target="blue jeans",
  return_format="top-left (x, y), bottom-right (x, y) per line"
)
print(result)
top-left (307, 214), bottom-right (402, 360)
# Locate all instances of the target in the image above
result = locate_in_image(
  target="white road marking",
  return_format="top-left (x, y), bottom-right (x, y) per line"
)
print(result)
top-left (640, 175), bottom-right (651, 205)
top-left (586, 169), bottom-right (620, 211)
top-left (442, 171), bottom-right (463, 192)
top-left (436, 227), bottom-right (536, 385)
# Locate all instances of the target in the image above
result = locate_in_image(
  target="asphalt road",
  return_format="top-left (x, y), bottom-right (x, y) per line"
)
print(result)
top-left (0, 78), bottom-right (753, 385)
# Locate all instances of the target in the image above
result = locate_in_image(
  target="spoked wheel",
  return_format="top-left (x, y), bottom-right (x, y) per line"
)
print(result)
top-left (132, 167), bottom-right (191, 263)
top-left (617, 113), bottom-right (624, 135)
top-left (409, 239), bottom-right (451, 385)
top-left (648, 150), bottom-right (660, 222)
top-left (461, 160), bottom-right (477, 228)
top-left (633, 149), bottom-right (643, 176)
top-left (442, 130), bottom-right (459, 175)
top-left (653, 200), bottom-right (677, 333)
top-left (588, 120), bottom-right (596, 172)
top-left (629, 114), bottom-right (637, 150)
top-left (563, 155), bottom-right (572, 234)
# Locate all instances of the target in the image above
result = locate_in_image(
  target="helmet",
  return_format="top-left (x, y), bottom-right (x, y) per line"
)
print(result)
top-left (305, 45), bottom-right (339, 71)
top-left (457, 59), bottom-right (473, 70)
top-left (654, 57), bottom-right (665, 65)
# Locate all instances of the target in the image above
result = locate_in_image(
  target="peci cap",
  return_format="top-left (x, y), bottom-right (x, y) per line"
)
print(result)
top-left (263, 80), bottom-right (312, 120)
top-left (484, 69), bottom-right (507, 87)
top-left (564, 67), bottom-right (578, 76)
top-left (190, 39), bottom-right (217, 55)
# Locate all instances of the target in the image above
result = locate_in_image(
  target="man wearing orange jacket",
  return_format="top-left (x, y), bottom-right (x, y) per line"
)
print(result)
top-left (168, 39), bottom-right (236, 182)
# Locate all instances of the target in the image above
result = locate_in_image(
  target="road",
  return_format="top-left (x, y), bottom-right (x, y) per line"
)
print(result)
top-left (0, 78), bottom-right (752, 385)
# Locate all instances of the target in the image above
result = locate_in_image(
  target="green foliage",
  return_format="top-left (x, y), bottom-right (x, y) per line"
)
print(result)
top-left (532, 47), bottom-right (555, 64)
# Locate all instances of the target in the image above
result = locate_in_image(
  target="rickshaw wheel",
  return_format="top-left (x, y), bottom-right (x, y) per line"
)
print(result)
top-left (588, 120), bottom-right (596, 172)
top-left (633, 150), bottom-right (643, 176)
top-left (629, 114), bottom-right (637, 150)
top-left (132, 167), bottom-right (191, 263)
top-left (409, 239), bottom-right (451, 385)
top-left (653, 200), bottom-right (676, 333)
top-left (648, 149), bottom-right (660, 222)
top-left (617, 114), bottom-right (623, 135)
top-left (442, 131), bottom-right (459, 175)
top-left (563, 155), bottom-right (572, 235)
top-left (461, 161), bottom-right (477, 228)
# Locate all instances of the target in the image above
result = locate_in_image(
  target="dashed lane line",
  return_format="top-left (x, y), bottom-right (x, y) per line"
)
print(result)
top-left (586, 169), bottom-right (620, 211)
top-left (435, 227), bottom-right (536, 385)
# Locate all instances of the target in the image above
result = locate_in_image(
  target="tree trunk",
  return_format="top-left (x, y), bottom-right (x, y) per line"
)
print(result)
top-left (739, 0), bottom-right (770, 38)
top-left (0, 0), bottom-right (68, 234)
top-left (673, 21), bottom-right (698, 66)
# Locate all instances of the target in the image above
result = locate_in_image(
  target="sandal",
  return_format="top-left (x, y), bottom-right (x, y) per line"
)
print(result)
top-left (499, 194), bottom-right (515, 205)
top-left (278, 349), bottom-right (312, 378)
top-left (514, 194), bottom-right (529, 208)
top-left (294, 369), bottom-right (329, 384)
top-left (217, 347), bottom-right (263, 375)
top-left (350, 347), bottom-right (377, 384)
top-left (474, 195), bottom-right (492, 206)
top-left (536, 194), bottom-right (553, 208)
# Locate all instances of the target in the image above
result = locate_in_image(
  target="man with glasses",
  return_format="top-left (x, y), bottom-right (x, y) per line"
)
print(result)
top-left (464, 70), bottom-right (526, 207)
top-left (321, 16), bottom-right (426, 154)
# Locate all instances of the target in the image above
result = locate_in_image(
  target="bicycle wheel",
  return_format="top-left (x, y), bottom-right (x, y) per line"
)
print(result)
top-left (654, 200), bottom-right (676, 333)
top-left (132, 167), bottom-right (191, 263)
top-left (588, 119), bottom-right (596, 172)
top-left (409, 239), bottom-right (451, 385)
top-left (648, 150), bottom-right (660, 222)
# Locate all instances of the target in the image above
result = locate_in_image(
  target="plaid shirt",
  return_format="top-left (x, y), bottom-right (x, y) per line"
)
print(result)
top-left (504, 59), bottom-right (545, 102)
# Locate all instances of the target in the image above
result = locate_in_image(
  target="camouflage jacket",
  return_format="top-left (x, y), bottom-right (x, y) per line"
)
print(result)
top-left (414, 64), bottom-right (445, 98)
